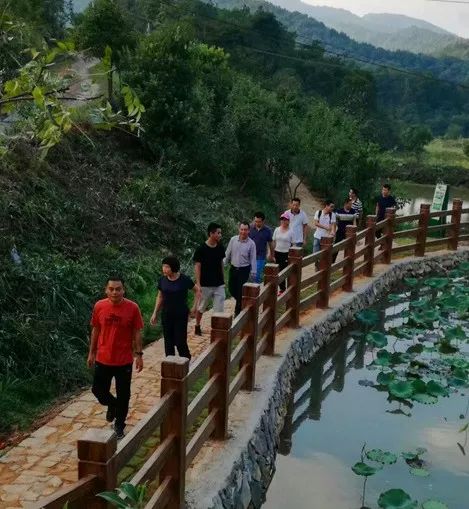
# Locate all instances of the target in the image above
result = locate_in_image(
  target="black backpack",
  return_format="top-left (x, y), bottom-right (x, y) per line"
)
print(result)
top-left (317, 210), bottom-right (333, 221)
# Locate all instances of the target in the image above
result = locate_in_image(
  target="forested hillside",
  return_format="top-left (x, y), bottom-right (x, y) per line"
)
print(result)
top-left (265, 1), bottom-right (463, 56)
top-left (213, 0), bottom-right (469, 137)
top-left (0, 0), bottom-right (383, 436)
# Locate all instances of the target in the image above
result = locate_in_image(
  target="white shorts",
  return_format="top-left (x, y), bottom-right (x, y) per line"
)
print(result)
top-left (198, 285), bottom-right (225, 313)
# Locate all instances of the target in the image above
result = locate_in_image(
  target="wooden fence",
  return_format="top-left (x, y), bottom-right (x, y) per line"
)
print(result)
top-left (33, 199), bottom-right (468, 509)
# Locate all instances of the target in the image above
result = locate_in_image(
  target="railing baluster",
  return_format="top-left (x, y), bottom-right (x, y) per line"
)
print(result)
top-left (77, 429), bottom-right (117, 509)
top-left (343, 225), bottom-right (357, 292)
top-left (383, 207), bottom-right (396, 264)
top-left (209, 313), bottom-right (232, 439)
top-left (240, 283), bottom-right (261, 391)
top-left (160, 357), bottom-right (189, 509)
top-left (263, 263), bottom-right (279, 355)
top-left (317, 237), bottom-right (333, 309)
top-left (415, 203), bottom-right (430, 257)
top-left (287, 247), bottom-right (303, 327)
top-left (364, 215), bottom-right (376, 277)
top-left (449, 198), bottom-right (463, 251)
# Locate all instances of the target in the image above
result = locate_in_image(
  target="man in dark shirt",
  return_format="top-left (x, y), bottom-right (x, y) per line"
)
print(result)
top-left (333, 198), bottom-right (357, 262)
top-left (249, 211), bottom-right (273, 284)
top-left (375, 183), bottom-right (397, 238)
top-left (193, 222), bottom-right (226, 335)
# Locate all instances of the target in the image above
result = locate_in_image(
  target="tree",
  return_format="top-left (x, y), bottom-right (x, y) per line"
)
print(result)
top-left (74, 0), bottom-right (136, 99)
top-left (401, 125), bottom-right (433, 154)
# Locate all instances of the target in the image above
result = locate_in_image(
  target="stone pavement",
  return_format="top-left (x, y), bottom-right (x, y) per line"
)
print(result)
top-left (0, 302), bottom-right (234, 509)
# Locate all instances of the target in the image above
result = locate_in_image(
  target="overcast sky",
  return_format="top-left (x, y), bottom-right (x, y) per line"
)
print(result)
top-left (303, 0), bottom-right (469, 37)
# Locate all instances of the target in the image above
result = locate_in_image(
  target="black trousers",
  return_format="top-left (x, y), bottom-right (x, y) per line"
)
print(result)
top-left (162, 312), bottom-right (191, 359)
top-left (332, 231), bottom-right (345, 263)
top-left (275, 251), bottom-right (289, 292)
top-left (228, 265), bottom-right (251, 315)
top-left (92, 362), bottom-right (132, 428)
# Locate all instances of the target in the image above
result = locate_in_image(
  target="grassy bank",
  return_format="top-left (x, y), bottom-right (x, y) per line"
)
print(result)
top-left (382, 138), bottom-right (469, 187)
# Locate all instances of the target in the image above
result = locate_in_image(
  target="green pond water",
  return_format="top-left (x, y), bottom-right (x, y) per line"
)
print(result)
top-left (264, 266), bottom-right (469, 509)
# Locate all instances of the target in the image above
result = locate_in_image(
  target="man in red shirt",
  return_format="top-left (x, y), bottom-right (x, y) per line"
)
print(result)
top-left (88, 276), bottom-right (144, 439)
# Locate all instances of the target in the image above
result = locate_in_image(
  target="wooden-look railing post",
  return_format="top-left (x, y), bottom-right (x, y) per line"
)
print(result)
top-left (160, 356), bottom-right (189, 509)
top-left (209, 313), bottom-right (232, 440)
top-left (287, 247), bottom-right (303, 327)
top-left (448, 198), bottom-right (463, 251)
top-left (317, 237), bottom-right (333, 309)
top-left (364, 215), bottom-right (377, 277)
top-left (383, 207), bottom-right (396, 264)
top-left (240, 283), bottom-right (261, 391)
top-left (263, 263), bottom-right (279, 355)
top-left (415, 203), bottom-right (431, 257)
top-left (77, 429), bottom-right (117, 508)
top-left (343, 225), bottom-right (357, 292)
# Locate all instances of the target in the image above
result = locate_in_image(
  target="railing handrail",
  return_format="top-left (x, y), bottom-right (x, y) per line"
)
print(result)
top-left (35, 200), bottom-right (466, 509)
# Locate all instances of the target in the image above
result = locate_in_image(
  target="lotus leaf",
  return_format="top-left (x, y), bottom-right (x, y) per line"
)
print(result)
top-left (366, 331), bottom-right (388, 348)
top-left (406, 344), bottom-right (424, 355)
top-left (438, 340), bottom-right (459, 354)
top-left (437, 295), bottom-right (460, 310)
top-left (377, 489), bottom-right (417, 509)
top-left (351, 461), bottom-right (381, 476)
top-left (452, 367), bottom-right (468, 381)
top-left (412, 393), bottom-right (437, 404)
top-left (426, 277), bottom-right (450, 289)
top-left (421, 500), bottom-right (449, 509)
top-left (377, 371), bottom-right (395, 386)
top-left (401, 448), bottom-right (426, 461)
top-left (458, 261), bottom-right (469, 272)
top-left (445, 325), bottom-right (465, 340)
top-left (410, 297), bottom-right (430, 309)
top-left (357, 309), bottom-right (380, 325)
top-left (409, 467), bottom-right (430, 477)
top-left (388, 293), bottom-right (404, 303)
top-left (374, 350), bottom-right (391, 366)
top-left (411, 379), bottom-right (427, 394)
top-left (390, 352), bottom-right (412, 365)
top-left (416, 447), bottom-right (427, 455)
top-left (426, 380), bottom-right (449, 397)
top-left (404, 278), bottom-right (419, 287)
top-left (366, 449), bottom-right (397, 465)
top-left (389, 380), bottom-right (414, 399)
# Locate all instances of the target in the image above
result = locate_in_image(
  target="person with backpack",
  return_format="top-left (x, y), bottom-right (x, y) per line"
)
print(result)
top-left (313, 200), bottom-right (337, 255)
top-left (333, 198), bottom-right (357, 263)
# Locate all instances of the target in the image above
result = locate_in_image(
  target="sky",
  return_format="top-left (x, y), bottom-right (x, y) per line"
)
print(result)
top-left (302, 0), bottom-right (469, 37)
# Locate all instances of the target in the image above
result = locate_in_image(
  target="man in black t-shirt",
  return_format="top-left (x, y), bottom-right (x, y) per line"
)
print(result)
top-left (375, 183), bottom-right (397, 239)
top-left (193, 222), bottom-right (226, 335)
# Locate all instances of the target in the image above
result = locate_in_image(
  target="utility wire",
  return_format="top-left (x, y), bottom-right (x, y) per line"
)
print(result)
top-left (147, 1), bottom-right (469, 91)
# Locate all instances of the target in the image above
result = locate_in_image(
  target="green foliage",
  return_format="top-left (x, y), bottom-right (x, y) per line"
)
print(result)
top-left (366, 449), bottom-right (397, 465)
top-left (98, 482), bottom-right (147, 508)
top-left (351, 461), bottom-right (382, 476)
top-left (73, 0), bottom-right (136, 65)
top-left (377, 489), bottom-right (417, 509)
top-left (401, 125), bottom-right (433, 154)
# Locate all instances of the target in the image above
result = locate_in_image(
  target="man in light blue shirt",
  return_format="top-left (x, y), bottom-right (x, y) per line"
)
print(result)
top-left (225, 221), bottom-right (257, 315)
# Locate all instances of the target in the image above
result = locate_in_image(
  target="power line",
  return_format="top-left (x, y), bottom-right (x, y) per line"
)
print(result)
top-left (153, 1), bottom-right (469, 91)
top-left (426, 0), bottom-right (469, 4)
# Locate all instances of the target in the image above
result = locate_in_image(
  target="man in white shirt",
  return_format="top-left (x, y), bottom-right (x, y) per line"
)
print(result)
top-left (313, 200), bottom-right (337, 254)
top-left (283, 197), bottom-right (308, 247)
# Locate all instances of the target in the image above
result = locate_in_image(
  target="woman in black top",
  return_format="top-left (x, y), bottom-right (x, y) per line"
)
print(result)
top-left (150, 256), bottom-right (201, 360)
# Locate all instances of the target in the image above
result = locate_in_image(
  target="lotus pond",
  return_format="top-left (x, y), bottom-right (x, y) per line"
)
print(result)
top-left (264, 263), bottom-right (469, 509)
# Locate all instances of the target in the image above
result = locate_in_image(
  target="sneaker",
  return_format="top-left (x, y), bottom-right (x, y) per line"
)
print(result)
top-left (195, 325), bottom-right (202, 336)
top-left (106, 405), bottom-right (116, 423)
top-left (114, 423), bottom-right (125, 440)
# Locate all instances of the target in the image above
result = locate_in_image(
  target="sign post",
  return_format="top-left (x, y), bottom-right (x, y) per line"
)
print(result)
top-left (430, 183), bottom-right (449, 235)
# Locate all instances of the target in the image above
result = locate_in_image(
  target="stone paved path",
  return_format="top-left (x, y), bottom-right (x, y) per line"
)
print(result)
top-left (0, 303), bottom-right (234, 509)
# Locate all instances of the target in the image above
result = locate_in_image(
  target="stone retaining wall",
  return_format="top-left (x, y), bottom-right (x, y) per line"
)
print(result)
top-left (209, 251), bottom-right (469, 509)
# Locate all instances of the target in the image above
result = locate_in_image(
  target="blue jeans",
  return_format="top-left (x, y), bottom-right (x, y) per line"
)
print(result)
top-left (312, 238), bottom-right (321, 253)
top-left (256, 259), bottom-right (266, 283)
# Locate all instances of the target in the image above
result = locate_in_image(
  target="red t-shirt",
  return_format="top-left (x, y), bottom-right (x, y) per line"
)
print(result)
top-left (91, 298), bottom-right (144, 366)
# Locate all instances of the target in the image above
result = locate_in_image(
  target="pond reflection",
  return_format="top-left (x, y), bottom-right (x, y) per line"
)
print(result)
top-left (264, 276), bottom-right (469, 509)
